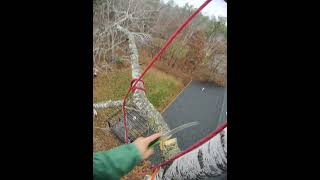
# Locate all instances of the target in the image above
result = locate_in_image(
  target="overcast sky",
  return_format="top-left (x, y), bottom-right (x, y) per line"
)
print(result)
top-left (163, 0), bottom-right (227, 19)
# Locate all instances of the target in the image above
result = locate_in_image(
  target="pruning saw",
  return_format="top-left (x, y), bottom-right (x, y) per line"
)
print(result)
top-left (148, 121), bottom-right (199, 148)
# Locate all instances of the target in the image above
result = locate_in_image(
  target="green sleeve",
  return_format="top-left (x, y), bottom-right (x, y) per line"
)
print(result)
top-left (93, 143), bottom-right (142, 180)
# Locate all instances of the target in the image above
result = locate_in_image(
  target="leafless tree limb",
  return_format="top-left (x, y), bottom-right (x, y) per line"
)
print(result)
top-left (93, 100), bottom-right (123, 109)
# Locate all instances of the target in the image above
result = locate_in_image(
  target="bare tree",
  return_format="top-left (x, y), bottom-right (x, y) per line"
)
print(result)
top-left (93, 0), bottom-right (159, 73)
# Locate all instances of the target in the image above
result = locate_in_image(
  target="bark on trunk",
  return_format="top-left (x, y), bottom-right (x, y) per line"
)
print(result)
top-left (154, 128), bottom-right (227, 180)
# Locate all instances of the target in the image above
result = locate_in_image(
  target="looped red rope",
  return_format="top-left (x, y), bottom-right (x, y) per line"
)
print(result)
top-left (130, 78), bottom-right (145, 93)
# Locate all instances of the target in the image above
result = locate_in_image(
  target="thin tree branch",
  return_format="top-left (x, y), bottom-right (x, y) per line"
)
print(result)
top-left (93, 100), bottom-right (123, 109)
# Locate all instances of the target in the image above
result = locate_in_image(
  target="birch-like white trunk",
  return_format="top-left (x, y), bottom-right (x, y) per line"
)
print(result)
top-left (154, 128), bottom-right (227, 180)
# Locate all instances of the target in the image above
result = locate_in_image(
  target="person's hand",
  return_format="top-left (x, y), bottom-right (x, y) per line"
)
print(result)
top-left (133, 133), bottom-right (161, 160)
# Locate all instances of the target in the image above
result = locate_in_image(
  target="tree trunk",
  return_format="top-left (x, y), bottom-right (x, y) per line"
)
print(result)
top-left (117, 25), bottom-right (181, 159)
top-left (154, 128), bottom-right (227, 180)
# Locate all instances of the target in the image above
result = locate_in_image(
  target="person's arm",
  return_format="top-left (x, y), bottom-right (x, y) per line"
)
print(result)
top-left (93, 143), bottom-right (141, 180)
top-left (93, 133), bottom-right (160, 180)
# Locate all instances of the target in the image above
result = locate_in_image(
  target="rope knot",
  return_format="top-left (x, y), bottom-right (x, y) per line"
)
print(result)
top-left (130, 78), bottom-right (146, 93)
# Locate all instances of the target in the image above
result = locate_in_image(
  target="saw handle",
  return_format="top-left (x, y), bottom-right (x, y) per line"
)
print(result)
top-left (148, 138), bottom-right (160, 148)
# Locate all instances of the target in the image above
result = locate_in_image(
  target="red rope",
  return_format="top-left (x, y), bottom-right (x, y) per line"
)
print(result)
top-left (136, 119), bottom-right (226, 178)
top-left (130, 78), bottom-right (145, 85)
top-left (151, 120), bottom-right (227, 172)
top-left (130, 78), bottom-right (146, 93)
top-left (122, 0), bottom-right (213, 144)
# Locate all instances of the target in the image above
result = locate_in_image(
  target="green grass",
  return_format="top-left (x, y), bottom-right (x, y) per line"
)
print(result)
top-left (144, 68), bottom-right (184, 111)
top-left (93, 68), bottom-right (131, 102)
top-left (93, 67), bottom-right (184, 112)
